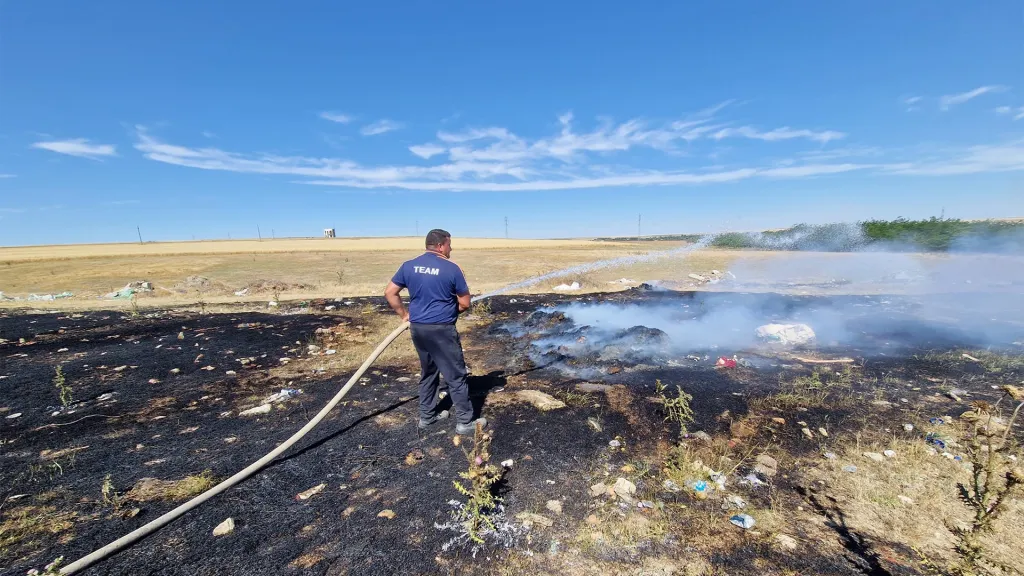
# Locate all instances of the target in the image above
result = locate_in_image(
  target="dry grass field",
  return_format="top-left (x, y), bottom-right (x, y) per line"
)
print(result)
top-left (0, 237), bottom-right (746, 309)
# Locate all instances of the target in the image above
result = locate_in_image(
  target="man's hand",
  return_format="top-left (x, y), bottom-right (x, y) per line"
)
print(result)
top-left (457, 293), bottom-right (471, 314)
top-left (384, 281), bottom-right (410, 322)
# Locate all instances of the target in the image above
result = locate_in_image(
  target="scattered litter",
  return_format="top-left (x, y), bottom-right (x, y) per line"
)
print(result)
top-left (689, 431), bottom-right (712, 443)
top-left (946, 391), bottom-right (963, 402)
top-left (325, 349), bottom-right (337, 355)
top-left (961, 353), bottom-right (981, 362)
top-left (296, 483), bottom-right (326, 501)
top-left (5, 494), bottom-right (29, 502)
top-left (687, 480), bottom-right (711, 499)
top-left (105, 281), bottom-right (151, 299)
top-left (802, 428), bottom-right (814, 439)
top-left (552, 282), bottom-right (581, 292)
top-left (608, 440), bottom-right (621, 448)
top-left (377, 509), bottom-right (396, 520)
top-left (586, 417), bottom-right (602, 432)
top-left (239, 404), bottom-right (272, 417)
top-left (823, 452), bottom-right (838, 460)
top-left (716, 357), bottom-right (737, 369)
top-left (233, 288), bottom-right (249, 297)
top-left (729, 514), bottom-right (756, 529)
top-left (926, 433), bottom-right (948, 450)
top-left (755, 323), bottom-right (816, 346)
top-left (607, 278), bottom-right (636, 285)
top-left (57, 348), bottom-right (69, 353)
top-left (6, 413), bottom-right (22, 419)
top-left (722, 495), bottom-right (747, 510)
top-left (213, 517), bottom-right (235, 536)
top-left (225, 370), bottom-right (237, 376)
top-left (663, 479), bottom-right (682, 493)
top-left (265, 388), bottom-right (302, 403)
top-left (637, 500), bottom-right (656, 509)
top-left (793, 356), bottom-right (855, 364)
top-left (28, 292), bottom-right (74, 301)
top-left (883, 450), bottom-right (897, 458)
top-left (842, 465), bottom-right (858, 473)
top-left (903, 423), bottom-right (915, 432)
top-left (500, 459), bottom-right (514, 468)
top-left (818, 427), bottom-right (829, 438)
top-left (169, 368), bottom-right (181, 374)
top-left (929, 417), bottom-right (946, 426)
top-left (741, 473), bottom-right (767, 487)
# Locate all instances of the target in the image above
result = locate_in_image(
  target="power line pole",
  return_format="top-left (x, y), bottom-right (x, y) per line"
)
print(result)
top-left (637, 214), bottom-right (642, 239)
top-left (504, 216), bottom-right (508, 239)
top-left (137, 226), bottom-right (143, 244)
top-left (272, 229), bottom-right (275, 239)
top-left (257, 225), bottom-right (262, 241)
top-left (416, 220), bottom-right (419, 236)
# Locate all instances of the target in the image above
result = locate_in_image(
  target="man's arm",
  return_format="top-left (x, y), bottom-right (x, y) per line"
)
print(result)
top-left (384, 281), bottom-right (410, 322)
top-left (453, 266), bottom-right (471, 314)
top-left (457, 293), bottom-right (471, 314)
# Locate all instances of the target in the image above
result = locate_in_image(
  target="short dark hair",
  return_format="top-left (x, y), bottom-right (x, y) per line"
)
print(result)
top-left (425, 229), bottom-right (451, 248)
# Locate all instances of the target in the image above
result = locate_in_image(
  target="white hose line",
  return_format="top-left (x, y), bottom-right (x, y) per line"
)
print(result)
top-left (60, 321), bottom-right (411, 574)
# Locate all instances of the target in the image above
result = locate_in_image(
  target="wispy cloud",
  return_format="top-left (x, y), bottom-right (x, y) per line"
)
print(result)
top-left (320, 111), bottom-right (354, 124)
top-left (202, 131), bottom-right (217, 139)
top-left (132, 107), bottom-right (1024, 194)
top-left (409, 144), bottom-right (446, 159)
top-left (0, 208), bottom-right (25, 213)
top-left (0, 174), bottom-right (15, 179)
top-left (108, 200), bottom-right (140, 206)
top-left (31, 138), bottom-right (117, 159)
top-left (711, 126), bottom-right (844, 144)
top-left (360, 119), bottom-right (404, 136)
top-left (902, 95), bottom-right (923, 111)
top-left (939, 85), bottom-right (1007, 111)
top-left (995, 105), bottom-right (1024, 121)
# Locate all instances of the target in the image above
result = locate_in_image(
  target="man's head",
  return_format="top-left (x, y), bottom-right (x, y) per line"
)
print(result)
top-left (425, 228), bottom-right (452, 258)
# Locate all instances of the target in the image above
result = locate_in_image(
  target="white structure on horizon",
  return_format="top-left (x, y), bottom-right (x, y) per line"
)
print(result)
top-left (323, 228), bottom-right (336, 238)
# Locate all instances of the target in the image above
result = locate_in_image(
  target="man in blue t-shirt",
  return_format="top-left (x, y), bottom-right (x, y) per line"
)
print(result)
top-left (384, 229), bottom-right (487, 434)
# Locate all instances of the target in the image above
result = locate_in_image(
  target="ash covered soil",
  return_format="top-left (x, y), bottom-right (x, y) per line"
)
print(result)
top-left (2, 289), bottom-right (1023, 575)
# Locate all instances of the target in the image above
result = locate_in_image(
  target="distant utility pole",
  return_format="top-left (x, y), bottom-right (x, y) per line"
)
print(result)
top-left (272, 229), bottom-right (275, 239)
top-left (416, 220), bottom-right (419, 236)
top-left (637, 214), bottom-right (642, 239)
top-left (137, 226), bottom-right (143, 244)
top-left (257, 225), bottom-right (262, 241)
top-left (504, 216), bottom-right (509, 239)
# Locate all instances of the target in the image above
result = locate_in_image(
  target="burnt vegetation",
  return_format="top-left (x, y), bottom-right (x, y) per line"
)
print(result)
top-left (1, 289), bottom-right (1022, 575)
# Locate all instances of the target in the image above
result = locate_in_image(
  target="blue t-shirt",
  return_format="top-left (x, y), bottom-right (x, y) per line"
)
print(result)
top-left (391, 252), bottom-right (470, 324)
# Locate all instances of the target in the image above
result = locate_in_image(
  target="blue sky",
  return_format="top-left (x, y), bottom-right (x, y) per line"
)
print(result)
top-left (1, 1), bottom-right (1022, 245)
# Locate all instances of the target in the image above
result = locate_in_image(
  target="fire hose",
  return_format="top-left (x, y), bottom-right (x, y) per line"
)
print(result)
top-left (59, 321), bottom-right (412, 574)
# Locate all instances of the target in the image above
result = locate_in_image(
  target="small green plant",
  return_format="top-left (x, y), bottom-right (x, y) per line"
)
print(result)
top-left (101, 474), bottom-right (123, 512)
top-left (922, 387), bottom-right (1024, 576)
top-left (335, 269), bottom-right (346, 285)
top-left (656, 379), bottom-right (695, 437)
top-left (127, 294), bottom-right (140, 319)
top-left (453, 423), bottom-right (503, 543)
top-left (26, 556), bottom-right (65, 576)
top-left (472, 298), bottom-right (492, 316)
top-left (271, 288), bottom-right (282, 304)
top-left (53, 366), bottom-right (72, 408)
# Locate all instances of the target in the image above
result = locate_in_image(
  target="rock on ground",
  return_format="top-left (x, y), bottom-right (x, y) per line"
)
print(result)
top-left (515, 390), bottom-right (567, 411)
top-left (213, 518), bottom-right (235, 536)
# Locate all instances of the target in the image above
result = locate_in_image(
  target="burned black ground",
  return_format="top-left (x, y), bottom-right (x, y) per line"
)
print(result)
top-left (2, 291), bottom-right (1022, 576)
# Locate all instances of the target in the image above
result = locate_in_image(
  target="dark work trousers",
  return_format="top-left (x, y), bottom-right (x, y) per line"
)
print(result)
top-left (410, 323), bottom-right (474, 424)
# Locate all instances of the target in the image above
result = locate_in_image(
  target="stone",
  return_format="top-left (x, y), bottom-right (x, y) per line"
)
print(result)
top-left (296, 483), bottom-right (326, 501)
top-left (239, 404), bottom-right (272, 417)
top-left (818, 427), bottom-right (829, 438)
top-left (771, 417), bottom-right (786, 425)
top-left (754, 454), bottom-right (779, 478)
top-left (775, 533), bottom-right (798, 551)
top-left (587, 417), bottom-right (603, 432)
top-left (612, 478), bottom-right (637, 501)
top-left (377, 509), bottom-right (396, 519)
top-left (802, 428), bottom-right (814, 439)
top-left (576, 383), bottom-right (612, 393)
top-left (590, 482), bottom-right (610, 498)
top-left (515, 390), bottom-right (566, 411)
top-left (690, 431), bottom-right (712, 443)
top-left (213, 517), bottom-right (235, 536)
top-left (898, 495), bottom-right (914, 505)
top-left (516, 512), bottom-right (554, 528)
top-left (546, 500), bottom-right (563, 515)
top-left (883, 450), bottom-right (897, 458)
top-left (863, 452), bottom-right (885, 463)
top-left (662, 479), bottom-right (682, 493)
